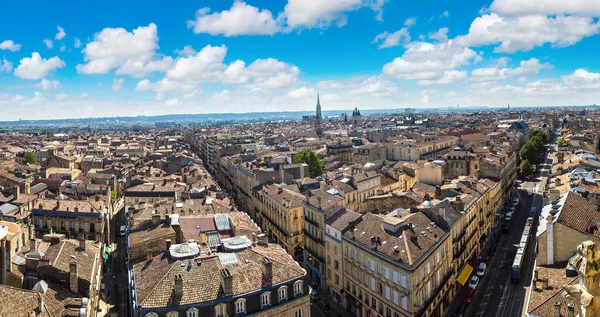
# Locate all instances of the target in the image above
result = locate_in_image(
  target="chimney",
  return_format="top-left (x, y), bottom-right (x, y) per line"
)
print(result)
top-left (262, 257), bottom-right (273, 282)
top-left (147, 250), bottom-right (153, 262)
top-left (166, 239), bottom-right (172, 250)
top-left (567, 304), bottom-right (574, 317)
top-left (174, 274), bottom-right (184, 297)
top-left (38, 296), bottom-right (45, 314)
top-left (79, 238), bottom-right (86, 251)
top-left (554, 302), bottom-right (561, 317)
top-left (542, 278), bottom-right (549, 289)
top-left (317, 197), bottom-right (322, 210)
top-left (220, 269), bottom-right (233, 296)
top-left (152, 212), bottom-right (161, 225)
top-left (435, 185), bottom-right (441, 200)
top-left (13, 185), bottom-right (20, 200)
top-left (440, 208), bottom-right (445, 220)
top-left (56, 201), bottom-right (61, 210)
top-left (0, 240), bottom-right (7, 285)
top-left (30, 238), bottom-right (38, 251)
top-left (252, 233), bottom-right (257, 245)
top-left (70, 262), bottom-right (79, 293)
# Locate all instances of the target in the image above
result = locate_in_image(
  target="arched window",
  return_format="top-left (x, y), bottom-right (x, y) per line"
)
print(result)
top-left (279, 285), bottom-right (288, 301)
top-left (294, 280), bottom-right (303, 296)
top-left (166, 311), bottom-right (179, 317)
top-left (145, 313), bottom-right (158, 317)
top-left (215, 304), bottom-right (227, 317)
top-left (261, 292), bottom-right (271, 307)
top-left (235, 298), bottom-right (246, 315)
top-left (187, 308), bottom-right (198, 317)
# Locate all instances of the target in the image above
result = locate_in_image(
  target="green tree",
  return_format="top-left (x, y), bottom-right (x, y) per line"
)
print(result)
top-left (293, 150), bottom-right (324, 178)
top-left (110, 189), bottom-right (117, 201)
top-left (557, 138), bottom-right (570, 147)
top-left (520, 159), bottom-right (532, 175)
top-left (22, 151), bottom-right (38, 165)
top-left (532, 129), bottom-right (548, 144)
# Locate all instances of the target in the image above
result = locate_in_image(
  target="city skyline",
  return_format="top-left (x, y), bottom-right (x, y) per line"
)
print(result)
top-left (2, 0), bottom-right (600, 121)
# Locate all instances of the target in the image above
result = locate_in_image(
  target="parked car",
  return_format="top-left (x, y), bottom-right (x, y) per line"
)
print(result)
top-left (505, 211), bottom-right (514, 221)
top-left (463, 288), bottom-right (476, 304)
top-left (483, 256), bottom-right (491, 265)
top-left (476, 262), bottom-right (487, 277)
top-left (513, 198), bottom-right (519, 205)
top-left (120, 225), bottom-right (127, 236)
top-left (489, 244), bottom-right (497, 256)
top-left (468, 276), bottom-right (480, 289)
top-left (454, 303), bottom-right (467, 317)
top-left (527, 189), bottom-right (533, 196)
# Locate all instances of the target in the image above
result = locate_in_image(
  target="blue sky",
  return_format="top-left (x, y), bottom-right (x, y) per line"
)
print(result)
top-left (1, 0), bottom-right (600, 120)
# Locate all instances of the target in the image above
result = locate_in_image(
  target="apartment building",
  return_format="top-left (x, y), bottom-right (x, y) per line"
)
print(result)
top-left (342, 212), bottom-right (452, 317)
top-left (255, 184), bottom-right (305, 259)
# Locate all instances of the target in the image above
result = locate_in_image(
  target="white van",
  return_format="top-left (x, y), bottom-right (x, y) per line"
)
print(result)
top-left (120, 225), bottom-right (127, 236)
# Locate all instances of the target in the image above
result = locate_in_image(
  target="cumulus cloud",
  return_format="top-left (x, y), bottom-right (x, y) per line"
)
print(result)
top-left (283, 0), bottom-right (386, 29)
top-left (165, 98), bottom-right (181, 107)
top-left (286, 87), bottom-right (316, 99)
top-left (55, 93), bottom-right (67, 100)
top-left (471, 58), bottom-right (552, 81)
top-left (174, 45), bottom-right (197, 57)
top-left (14, 52), bottom-right (65, 80)
top-left (382, 40), bottom-right (481, 81)
top-left (55, 26), bottom-right (66, 40)
top-left (76, 23), bottom-right (173, 77)
top-left (373, 28), bottom-right (410, 49)
top-left (417, 70), bottom-right (467, 85)
top-left (38, 79), bottom-right (60, 91)
top-left (428, 27), bottom-right (449, 42)
top-left (0, 59), bottom-right (12, 73)
top-left (404, 17), bottom-right (417, 27)
top-left (112, 78), bottom-right (124, 92)
top-left (490, 0), bottom-right (600, 16)
top-left (457, 13), bottom-right (600, 53)
top-left (74, 38), bottom-right (82, 48)
top-left (561, 69), bottom-right (600, 88)
top-left (188, 1), bottom-right (281, 36)
top-left (43, 39), bottom-right (53, 49)
top-left (0, 40), bottom-right (21, 52)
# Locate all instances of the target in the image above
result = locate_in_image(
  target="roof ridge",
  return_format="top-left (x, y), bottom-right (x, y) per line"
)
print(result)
top-left (403, 230), bottom-right (413, 265)
top-left (139, 258), bottom-right (177, 307)
top-left (528, 277), bottom-right (578, 313)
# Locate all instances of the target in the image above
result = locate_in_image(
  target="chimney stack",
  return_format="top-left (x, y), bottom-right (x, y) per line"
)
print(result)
top-left (38, 296), bottom-right (45, 313)
top-left (252, 233), bottom-right (257, 245)
top-left (147, 250), bottom-right (153, 262)
top-left (317, 197), bottom-right (322, 210)
top-left (70, 262), bottom-right (79, 293)
top-left (435, 185), bottom-right (441, 200)
top-left (13, 185), bottom-right (20, 200)
top-left (30, 238), bottom-right (38, 251)
top-left (221, 269), bottom-right (233, 296)
top-left (79, 233), bottom-right (86, 250)
top-left (567, 304), bottom-right (574, 317)
top-left (554, 302), bottom-right (561, 317)
top-left (262, 257), bottom-right (273, 282)
top-left (152, 212), bottom-right (161, 225)
top-left (174, 274), bottom-right (184, 297)
top-left (166, 239), bottom-right (172, 250)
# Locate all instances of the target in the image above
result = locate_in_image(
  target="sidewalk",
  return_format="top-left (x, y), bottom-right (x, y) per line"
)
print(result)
top-left (314, 288), bottom-right (354, 317)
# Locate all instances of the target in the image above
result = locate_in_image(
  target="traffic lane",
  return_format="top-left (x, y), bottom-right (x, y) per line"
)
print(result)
top-left (465, 189), bottom-right (534, 317)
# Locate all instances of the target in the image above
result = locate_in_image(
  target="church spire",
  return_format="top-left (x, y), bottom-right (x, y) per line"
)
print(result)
top-left (316, 91), bottom-right (322, 120)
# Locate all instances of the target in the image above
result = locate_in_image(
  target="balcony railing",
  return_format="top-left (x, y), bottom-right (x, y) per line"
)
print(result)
top-left (415, 271), bottom-right (454, 316)
top-left (304, 215), bottom-right (320, 227)
top-left (303, 228), bottom-right (322, 244)
top-left (304, 244), bottom-right (325, 264)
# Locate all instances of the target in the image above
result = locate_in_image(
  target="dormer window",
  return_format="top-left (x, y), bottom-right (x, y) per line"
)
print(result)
top-left (235, 298), bottom-right (246, 315)
top-left (294, 280), bottom-right (303, 296)
top-left (279, 285), bottom-right (288, 301)
top-left (261, 292), bottom-right (271, 307)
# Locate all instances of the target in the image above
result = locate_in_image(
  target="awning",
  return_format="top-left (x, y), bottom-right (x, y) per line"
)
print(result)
top-left (457, 264), bottom-right (474, 285)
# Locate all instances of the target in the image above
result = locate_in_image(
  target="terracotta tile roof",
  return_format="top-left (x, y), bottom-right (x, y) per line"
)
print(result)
top-left (556, 192), bottom-right (600, 234)
top-left (133, 244), bottom-right (306, 309)
top-left (527, 264), bottom-right (578, 316)
top-left (0, 284), bottom-right (51, 317)
top-left (325, 208), bottom-right (361, 231)
top-left (262, 184), bottom-right (304, 208)
top-left (344, 212), bottom-right (447, 266)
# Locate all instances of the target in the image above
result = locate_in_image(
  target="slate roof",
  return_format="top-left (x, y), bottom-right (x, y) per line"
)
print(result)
top-left (133, 244), bottom-right (306, 309)
top-left (556, 191), bottom-right (600, 235)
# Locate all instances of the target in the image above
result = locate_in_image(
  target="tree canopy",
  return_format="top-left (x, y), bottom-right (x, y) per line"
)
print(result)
top-left (22, 151), bottom-right (38, 165)
top-left (557, 138), bottom-right (570, 147)
top-left (519, 129), bottom-right (547, 166)
top-left (520, 159), bottom-right (532, 175)
top-left (293, 150), bottom-right (324, 178)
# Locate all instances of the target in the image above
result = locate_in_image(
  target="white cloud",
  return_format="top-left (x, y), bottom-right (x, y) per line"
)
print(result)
top-left (350, 76), bottom-right (397, 96)
top-left (188, 1), bottom-right (281, 36)
top-left (14, 52), bottom-right (65, 80)
top-left (404, 17), bottom-right (417, 27)
top-left (38, 79), bottom-right (60, 91)
top-left (286, 87), bottom-right (316, 99)
top-left (80, 92), bottom-right (89, 98)
top-left (283, 0), bottom-right (386, 29)
top-left (76, 23), bottom-right (171, 77)
top-left (183, 90), bottom-right (200, 99)
top-left (174, 45), bottom-right (197, 57)
top-left (316, 80), bottom-right (345, 90)
top-left (60, 45), bottom-right (66, 52)
top-left (97, 81), bottom-right (103, 87)
top-left (441, 10), bottom-right (449, 18)
top-left (55, 93), bottom-right (67, 100)
top-left (382, 40), bottom-right (481, 81)
top-left (136, 78), bottom-right (196, 94)
top-left (165, 98), bottom-right (181, 107)
top-left (373, 28), bottom-right (410, 49)
top-left (418, 70), bottom-right (467, 85)
top-left (0, 40), bottom-right (21, 52)
top-left (212, 90), bottom-right (231, 101)
top-left (244, 58), bottom-right (300, 88)
top-left (471, 58), bottom-right (552, 81)
top-left (55, 26), bottom-right (66, 40)
top-left (428, 27), bottom-right (449, 42)
top-left (457, 13), bottom-right (600, 53)
top-left (490, 0), bottom-right (600, 16)
top-left (0, 59), bottom-right (12, 73)
top-left (74, 38), bottom-right (82, 48)
top-left (43, 39), bottom-right (53, 49)
top-left (561, 69), bottom-right (600, 88)
top-left (112, 78), bottom-right (124, 92)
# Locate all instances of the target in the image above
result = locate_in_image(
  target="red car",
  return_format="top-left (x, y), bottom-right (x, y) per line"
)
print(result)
top-left (483, 256), bottom-right (491, 265)
top-left (463, 288), bottom-right (476, 304)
